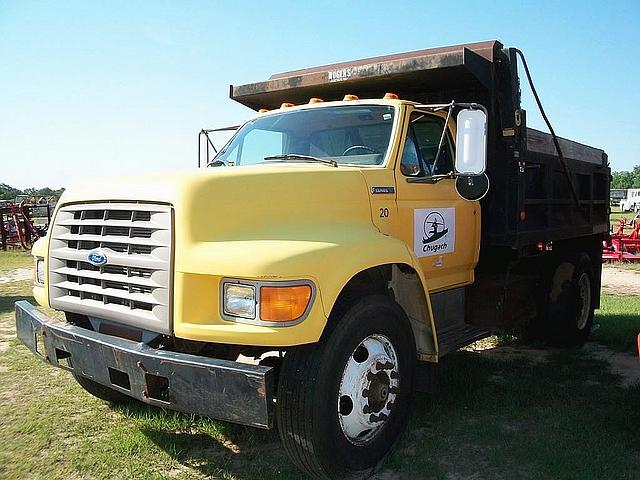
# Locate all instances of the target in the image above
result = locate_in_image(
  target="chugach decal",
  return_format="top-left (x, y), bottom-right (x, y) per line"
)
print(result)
top-left (414, 208), bottom-right (456, 257)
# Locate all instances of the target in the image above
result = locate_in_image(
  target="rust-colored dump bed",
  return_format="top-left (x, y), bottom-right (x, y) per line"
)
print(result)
top-left (231, 40), bottom-right (502, 110)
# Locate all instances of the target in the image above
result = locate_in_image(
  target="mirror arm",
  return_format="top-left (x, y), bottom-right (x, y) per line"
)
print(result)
top-left (414, 102), bottom-right (488, 117)
top-left (430, 101), bottom-right (455, 176)
top-left (406, 172), bottom-right (456, 184)
top-left (198, 125), bottom-right (241, 168)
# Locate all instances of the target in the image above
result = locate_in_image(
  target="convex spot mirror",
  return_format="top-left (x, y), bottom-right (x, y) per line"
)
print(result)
top-left (456, 173), bottom-right (490, 201)
top-left (455, 109), bottom-right (487, 176)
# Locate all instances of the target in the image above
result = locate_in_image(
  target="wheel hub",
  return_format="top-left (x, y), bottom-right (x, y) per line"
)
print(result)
top-left (337, 334), bottom-right (400, 445)
top-left (365, 371), bottom-right (390, 411)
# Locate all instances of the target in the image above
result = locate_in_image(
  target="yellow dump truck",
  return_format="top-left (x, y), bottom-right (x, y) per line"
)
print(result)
top-left (16, 41), bottom-right (609, 479)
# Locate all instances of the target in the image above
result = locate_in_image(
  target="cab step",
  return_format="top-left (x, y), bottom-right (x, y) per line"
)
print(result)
top-left (437, 323), bottom-right (491, 356)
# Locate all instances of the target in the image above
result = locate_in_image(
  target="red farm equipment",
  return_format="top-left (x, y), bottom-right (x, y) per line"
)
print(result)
top-left (0, 201), bottom-right (51, 250)
top-left (602, 216), bottom-right (640, 262)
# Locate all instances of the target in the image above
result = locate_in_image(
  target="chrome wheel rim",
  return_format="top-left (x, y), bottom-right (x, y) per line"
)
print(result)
top-left (337, 334), bottom-right (399, 445)
top-left (576, 273), bottom-right (592, 330)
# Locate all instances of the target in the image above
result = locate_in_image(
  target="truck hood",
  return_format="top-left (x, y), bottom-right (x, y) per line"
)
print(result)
top-left (56, 163), bottom-right (376, 246)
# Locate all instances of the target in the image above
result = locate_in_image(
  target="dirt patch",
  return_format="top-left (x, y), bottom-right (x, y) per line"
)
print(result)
top-left (467, 338), bottom-right (551, 364)
top-left (0, 322), bottom-right (15, 355)
top-left (0, 268), bottom-right (32, 284)
top-left (601, 265), bottom-right (640, 296)
top-left (583, 343), bottom-right (640, 387)
top-left (481, 346), bottom-right (551, 364)
top-left (469, 338), bottom-right (640, 387)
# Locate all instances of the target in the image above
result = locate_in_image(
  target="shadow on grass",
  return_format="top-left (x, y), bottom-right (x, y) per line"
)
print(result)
top-left (141, 427), bottom-right (297, 480)
top-left (383, 349), bottom-right (640, 479)
top-left (0, 294), bottom-right (34, 315)
top-left (593, 312), bottom-right (640, 353)
top-left (111, 345), bottom-right (640, 480)
top-left (115, 402), bottom-right (300, 480)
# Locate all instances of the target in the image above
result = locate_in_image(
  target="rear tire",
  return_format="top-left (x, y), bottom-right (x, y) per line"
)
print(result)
top-left (547, 254), bottom-right (595, 346)
top-left (73, 374), bottom-right (135, 404)
top-left (276, 295), bottom-right (416, 479)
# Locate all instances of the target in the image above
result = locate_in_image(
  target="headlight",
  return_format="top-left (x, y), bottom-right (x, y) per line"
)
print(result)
top-left (223, 283), bottom-right (256, 319)
top-left (222, 279), bottom-right (314, 324)
top-left (35, 258), bottom-right (45, 285)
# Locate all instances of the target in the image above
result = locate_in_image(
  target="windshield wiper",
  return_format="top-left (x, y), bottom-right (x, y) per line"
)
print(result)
top-left (264, 154), bottom-right (338, 167)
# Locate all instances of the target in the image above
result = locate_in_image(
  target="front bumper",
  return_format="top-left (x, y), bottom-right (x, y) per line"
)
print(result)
top-left (15, 301), bottom-right (274, 428)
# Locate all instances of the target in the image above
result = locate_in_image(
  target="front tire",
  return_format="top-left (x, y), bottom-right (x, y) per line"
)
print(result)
top-left (276, 295), bottom-right (416, 479)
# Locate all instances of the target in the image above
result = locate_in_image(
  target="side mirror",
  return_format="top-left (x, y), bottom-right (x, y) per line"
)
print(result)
top-left (455, 109), bottom-right (487, 175)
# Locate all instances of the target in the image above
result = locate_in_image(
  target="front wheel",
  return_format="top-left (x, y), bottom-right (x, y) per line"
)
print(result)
top-left (276, 295), bottom-right (416, 479)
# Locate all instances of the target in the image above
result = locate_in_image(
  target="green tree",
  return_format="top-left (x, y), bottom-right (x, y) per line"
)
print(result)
top-left (0, 183), bottom-right (64, 201)
top-left (611, 170), bottom-right (634, 189)
top-left (633, 165), bottom-right (640, 188)
top-left (0, 183), bottom-right (23, 201)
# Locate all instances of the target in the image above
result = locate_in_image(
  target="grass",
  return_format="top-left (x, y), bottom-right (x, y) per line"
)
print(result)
top-left (610, 210), bottom-right (626, 223)
top-left (1, 250), bottom-right (639, 479)
top-left (610, 210), bottom-right (639, 224)
top-left (0, 249), bottom-right (32, 274)
top-left (593, 295), bottom-right (640, 353)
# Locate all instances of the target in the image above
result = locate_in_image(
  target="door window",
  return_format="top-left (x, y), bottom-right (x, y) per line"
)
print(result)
top-left (400, 113), bottom-right (455, 177)
top-left (400, 135), bottom-right (421, 176)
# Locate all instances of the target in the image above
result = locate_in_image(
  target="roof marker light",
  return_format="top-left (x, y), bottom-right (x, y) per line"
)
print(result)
top-left (258, 108), bottom-right (269, 113)
top-left (308, 98), bottom-right (324, 104)
top-left (384, 92), bottom-right (399, 99)
top-left (280, 102), bottom-right (295, 108)
top-left (343, 94), bottom-right (359, 101)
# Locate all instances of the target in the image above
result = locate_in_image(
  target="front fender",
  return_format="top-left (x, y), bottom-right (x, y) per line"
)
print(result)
top-left (173, 225), bottom-right (426, 346)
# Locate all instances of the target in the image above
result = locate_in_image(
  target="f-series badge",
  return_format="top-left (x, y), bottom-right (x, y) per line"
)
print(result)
top-left (371, 186), bottom-right (395, 195)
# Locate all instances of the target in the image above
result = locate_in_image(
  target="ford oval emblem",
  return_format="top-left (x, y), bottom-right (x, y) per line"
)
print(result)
top-left (87, 249), bottom-right (108, 266)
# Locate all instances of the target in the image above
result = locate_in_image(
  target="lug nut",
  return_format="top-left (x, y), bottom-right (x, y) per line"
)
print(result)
top-left (369, 412), bottom-right (389, 423)
top-left (376, 361), bottom-right (394, 370)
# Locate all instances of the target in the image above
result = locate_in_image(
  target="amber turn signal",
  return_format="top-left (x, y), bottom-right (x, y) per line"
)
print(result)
top-left (260, 285), bottom-right (312, 322)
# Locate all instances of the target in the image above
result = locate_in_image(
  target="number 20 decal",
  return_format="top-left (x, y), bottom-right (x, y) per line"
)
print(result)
top-left (379, 207), bottom-right (389, 218)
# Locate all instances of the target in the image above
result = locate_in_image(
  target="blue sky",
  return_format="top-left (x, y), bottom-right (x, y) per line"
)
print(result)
top-left (1, 0), bottom-right (638, 189)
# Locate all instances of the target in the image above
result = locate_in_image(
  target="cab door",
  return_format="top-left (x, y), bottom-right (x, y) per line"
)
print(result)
top-left (393, 108), bottom-right (480, 292)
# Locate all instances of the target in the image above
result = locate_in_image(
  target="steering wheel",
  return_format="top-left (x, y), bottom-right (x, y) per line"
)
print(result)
top-left (342, 145), bottom-right (376, 156)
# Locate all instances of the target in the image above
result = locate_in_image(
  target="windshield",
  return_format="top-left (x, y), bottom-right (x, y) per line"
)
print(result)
top-left (212, 105), bottom-right (396, 167)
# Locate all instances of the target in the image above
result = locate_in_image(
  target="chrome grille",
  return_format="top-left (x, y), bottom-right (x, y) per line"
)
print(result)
top-left (48, 202), bottom-right (173, 334)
